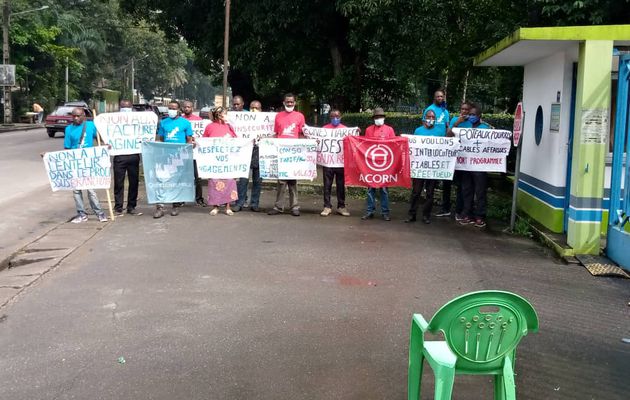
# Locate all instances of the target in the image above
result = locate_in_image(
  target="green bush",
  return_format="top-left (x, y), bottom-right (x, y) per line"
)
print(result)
top-left (341, 112), bottom-right (514, 135)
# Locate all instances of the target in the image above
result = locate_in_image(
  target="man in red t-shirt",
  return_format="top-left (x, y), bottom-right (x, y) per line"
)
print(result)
top-left (181, 100), bottom-right (206, 207)
top-left (320, 109), bottom-right (351, 217)
top-left (362, 107), bottom-right (395, 221)
top-left (268, 93), bottom-right (305, 216)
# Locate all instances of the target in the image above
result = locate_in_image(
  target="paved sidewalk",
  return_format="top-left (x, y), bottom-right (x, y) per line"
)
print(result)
top-left (0, 192), bottom-right (628, 399)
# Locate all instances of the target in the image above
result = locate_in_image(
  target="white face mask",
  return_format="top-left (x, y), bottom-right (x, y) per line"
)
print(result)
top-left (374, 118), bottom-right (385, 126)
top-left (120, 108), bottom-right (132, 113)
top-left (284, 105), bottom-right (295, 112)
top-left (167, 109), bottom-right (178, 118)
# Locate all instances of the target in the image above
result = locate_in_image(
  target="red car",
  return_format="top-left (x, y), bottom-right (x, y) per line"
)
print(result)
top-left (45, 103), bottom-right (94, 138)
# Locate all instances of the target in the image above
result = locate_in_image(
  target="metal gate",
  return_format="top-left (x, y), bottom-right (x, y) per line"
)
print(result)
top-left (606, 54), bottom-right (630, 271)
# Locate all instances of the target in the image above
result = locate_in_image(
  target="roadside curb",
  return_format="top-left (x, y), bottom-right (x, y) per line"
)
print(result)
top-left (0, 125), bottom-right (43, 134)
top-left (0, 220), bottom-right (110, 309)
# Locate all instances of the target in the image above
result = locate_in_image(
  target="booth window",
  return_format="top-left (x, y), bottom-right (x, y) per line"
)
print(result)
top-left (535, 105), bottom-right (544, 145)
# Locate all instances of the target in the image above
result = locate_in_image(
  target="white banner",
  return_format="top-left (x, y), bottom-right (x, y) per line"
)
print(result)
top-left (303, 125), bottom-right (360, 168)
top-left (189, 119), bottom-right (211, 139)
top-left (453, 128), bottom-right (512, 172)
top-left (259, 138), bottom-right (317, 180)
top-left (227, 111), bottom-right (276, 139)
top-left (402, 134), bottom-right (460, 180)
top-left (94, 111), bottom-right (158, 155)
top-left (195, 137), bottom-right (253, 179)
top-left (43, 146), bottom-right (111, 191)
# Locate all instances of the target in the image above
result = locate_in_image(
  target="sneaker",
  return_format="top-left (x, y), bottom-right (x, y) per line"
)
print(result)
top-left (127, 208), bottom-right (143, 216)
top-left (455, 213), bottom-right (465, 222)
top-left (196, 199), bottom-right (208, 207)
top-left (115, 209), bottom-right (124, 217)
top-left (233, 205), bottom-right (242, 212)
top-left (458, 217), bottom-right (475, 225)
top-left (474, 218), bottom-right (487, 228)
top-left (153, 208), bottom-right (164, 219)
top-left (320, 207), bottom-right (332, 217)
top-left (210, 207), bottom-right (219, 216)
top-left (337, 208), bottom-right (351, 217)
top-left (98, 213), bottom-right (108, 223)
top-left (71, 214), bottom-right (88, 224)
top-left (382, 214), bottom-right (391, 221)
top-left (226, 209), bottom-right (234, 216)
top-left (267, 208), bottom-right (282, 215)
top-left (291, 209), bottom-right (300, 217)
top-left (422, 216), bottom-right (431, 224)
top-left (361, 213), bottom-right (374, 220)
top-left (404, 216), bottom-right (417, 223)
top-left (170, 208), bottom-right (180, 216)
top-left (250, 206), bottom-right (260, 212)
top-left (435, 210), bottom-right (451, 217)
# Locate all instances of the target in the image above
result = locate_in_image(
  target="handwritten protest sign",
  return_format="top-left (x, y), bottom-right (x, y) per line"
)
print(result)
top-left (189, 119), bottom-right (211, 139)
top-left (142, 142), bottom-right (195, 204)
top-left (452, 128), bottom-right (512, 172)
top-left (303, 125), bottom-right (360, 167)
top-left (94, 111), bottom-right (158, 155)
top-left (259, 138), bottom-right (317, 180)
top-left (227, 111), bottom-right (276, 139)
top-left (43, 146), bottom-right (111, 191)
top-left (194, 137), bottom-right (253, 179)
top-left (402, 134), bottom-right (460, 180)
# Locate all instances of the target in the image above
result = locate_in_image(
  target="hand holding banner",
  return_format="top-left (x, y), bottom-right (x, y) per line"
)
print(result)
top-left (402, 134), bottom-right (460, 180)
top-left (94, 111), bottom-right (158, 155)
top-left (227, 111), bottom-right (277, 139)
top-left (142, 142), bottom-right (195, 204)
top-left (303, 125), bottom-right (359, 167)
top-left (43, 146), bottom-right (111, 191)
top-left (343, 136), bottom-right (411, 188)
top-left (453, 128), bottom-right (512, 172)
top-left (259, 138), bottom-right (318, 180)
top-left (194, 137), bottom-right (253, 179)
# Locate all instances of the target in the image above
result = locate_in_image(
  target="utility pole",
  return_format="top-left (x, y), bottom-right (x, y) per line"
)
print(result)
top-left (65, 57), bottom-right (69, 102)
top-left (3, 0), bottom-right (11, 125)
top-left (222, 0), bottom-right (231, 108)
top-left (131, 57), bottom-right (135, 103)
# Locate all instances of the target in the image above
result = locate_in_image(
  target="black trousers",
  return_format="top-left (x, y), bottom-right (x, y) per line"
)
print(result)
top-left (113, 154), bottom-right (140, 212)
top-left (408, 178), bottom-right (436, 218)
top-left (193, 160), bottom-right (204, 202)
top-left (441, 171), bottom-right (464, 214)
top-left (461, 171), bottom-right (488, 219)
top-left (323, 167), bottom-right (346, 208)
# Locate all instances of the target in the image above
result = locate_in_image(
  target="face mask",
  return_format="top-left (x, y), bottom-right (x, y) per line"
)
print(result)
top-left (331, 117), bottom-right (341, 126)
top-left (167, 109), bottom-right (178, 118)
top-left (374, 118), bottom-right (385, 126)
top-left (120, 107), bottom-right (132, 113)
top-left (468, 115), bottom-right (480, 124)
top-left (425, 119), bottom-right (435, 127)
top-left (284, 105), bottom-right (294, 112)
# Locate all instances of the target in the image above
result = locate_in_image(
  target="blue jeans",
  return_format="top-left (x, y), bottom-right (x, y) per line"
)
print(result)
top-left (366, 187), bottom-right (389, 215)
top-left (73, 189), bottom-right (103, 216)
top-left (236, 146), bottom-right (261, 208)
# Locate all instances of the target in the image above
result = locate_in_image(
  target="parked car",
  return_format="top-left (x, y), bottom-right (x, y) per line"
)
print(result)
top-left (157, 106), bottom-right (169, 118)
top-left (133, 103), bottom-right (161, 118)
top-left (44, 104), bottom-right (93, 138)
top-left (199, 106), bottom-right (211, 119)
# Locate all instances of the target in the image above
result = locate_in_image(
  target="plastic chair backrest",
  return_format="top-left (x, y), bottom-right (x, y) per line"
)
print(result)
top-left (428, 291), bottom-right (539, 372)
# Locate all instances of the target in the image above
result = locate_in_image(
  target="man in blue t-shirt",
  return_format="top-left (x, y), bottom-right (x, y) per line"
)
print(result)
top-left (153, 100), bottom-right (193, 219)
top-left (64, 107), bottom-right (108, 223)
top-left (423, 89), bottom-right (450, 134)
top-left (406, 110), bottom-right (444, 224)
top-left (438, 101), bottom-right (473, 220)
top-left (456, 104), bottom-right (492, 228)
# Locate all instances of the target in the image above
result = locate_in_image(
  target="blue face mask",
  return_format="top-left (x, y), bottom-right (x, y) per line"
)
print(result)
top-left (468, 115), bottom-right (480, 124)
top-left (439, 100), bottom-right (447, 109)
top-left (331, 117), bottom-right (341, 126)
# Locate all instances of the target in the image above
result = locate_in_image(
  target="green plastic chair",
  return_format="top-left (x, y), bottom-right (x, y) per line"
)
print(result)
top-left (408, 290), bottom-right (539, 400)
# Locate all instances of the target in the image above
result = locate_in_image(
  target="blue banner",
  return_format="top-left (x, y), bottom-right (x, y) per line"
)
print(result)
top-left (142, 141), bottom-right (195, 204)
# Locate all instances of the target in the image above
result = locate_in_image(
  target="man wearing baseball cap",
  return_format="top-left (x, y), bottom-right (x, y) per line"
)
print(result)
top-left (361, 107), bottom-right (395, 221)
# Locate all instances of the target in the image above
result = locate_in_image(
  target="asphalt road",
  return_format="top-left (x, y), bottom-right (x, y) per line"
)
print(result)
top-left (0, 128), bottom-right (77, 264)
top-left (0, 192), bottom-right (628, 399)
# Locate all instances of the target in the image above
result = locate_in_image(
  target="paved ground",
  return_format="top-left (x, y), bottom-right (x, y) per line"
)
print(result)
top-left (0, 188), bottom-right (629, 399)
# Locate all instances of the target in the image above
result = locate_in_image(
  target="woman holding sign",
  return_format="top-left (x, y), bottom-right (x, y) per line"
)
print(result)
top-left (202, 107), bottom-right (239, 216)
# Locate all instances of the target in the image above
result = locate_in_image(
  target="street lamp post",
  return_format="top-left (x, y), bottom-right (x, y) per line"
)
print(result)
top-left (2, 1), bottom-right (49, 124)
top-left (222, 0), bottom-right (230, 108)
